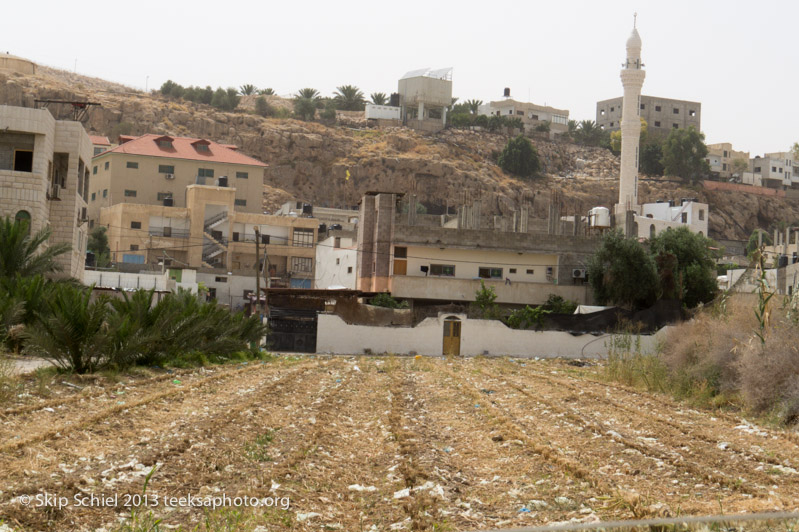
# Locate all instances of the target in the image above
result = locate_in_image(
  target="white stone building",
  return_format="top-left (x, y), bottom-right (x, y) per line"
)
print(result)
top-left (0, 105), bottom-right (92, 280)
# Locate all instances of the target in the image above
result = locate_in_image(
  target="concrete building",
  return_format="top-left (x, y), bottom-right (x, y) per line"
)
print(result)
top-left (88, 134), bottom-right (267, 228)
top-left (355, 192), bottom-right (595, 306)
top-left (89, 135), bottom-right (112, 156)
top-left (0, 54), bottom-right (36, 75)
top-left (706, 142), bottom-right (749, 181)
top-left (479, 95), bottom-right (569, 136)
top-left (606, 21), bottom-right (710, 240)
top-left (398, 68), bottom-right (452, 132)
top-left (747, 153), bottom-right (796, 190)
top-left (100, 184), bottom-right (318, 288)
top-left (596, 95), bottom-right (701, 135)
top-left (0, 105), bottom-right (92, 280)
top-left (315, 231), bottom-right (358, 290)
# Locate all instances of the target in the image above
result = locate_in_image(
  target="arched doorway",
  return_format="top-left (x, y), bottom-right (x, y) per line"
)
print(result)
top-left (15, 210), bottom-right (31, 235)
top-left (442, 316), bottom-right (461, 356)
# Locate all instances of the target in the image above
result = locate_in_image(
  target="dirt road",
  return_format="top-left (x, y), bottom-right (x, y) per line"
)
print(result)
top-left (1, 356), bottom-right (798, 531)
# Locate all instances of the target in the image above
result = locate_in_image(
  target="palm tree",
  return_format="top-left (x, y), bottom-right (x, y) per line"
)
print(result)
top-left (465, 99), bottom-right (483, 115)
top-left (239, 84), bottom-right (257, 96)
top-left (333, 85), bottom-right (366, 111)
top-left (0, 217), bottom-right (70, 278)
top-left (576, 120), bottom-right (603, 146)
top-left (296, 88), bottom-right (320, 100)
top-left (370, 92), bottom-right (388, 105)
top-left (258, 88), bottom-right (276, 96)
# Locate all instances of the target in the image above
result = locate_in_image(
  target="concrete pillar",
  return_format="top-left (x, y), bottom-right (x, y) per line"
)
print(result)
top-left (356, 195), bottom-right (376, 291)
top-left (373, 194), bottom-right (395, 292)
top-left (418, 102), bottom-right (425, 121)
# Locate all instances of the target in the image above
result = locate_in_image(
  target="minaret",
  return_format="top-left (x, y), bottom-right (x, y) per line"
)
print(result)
top-left (616, 14), bottom-right (646, 217)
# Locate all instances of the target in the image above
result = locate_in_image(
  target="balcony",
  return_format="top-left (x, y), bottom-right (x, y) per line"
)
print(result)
top-left (148, 227), bottom-right (190, 239)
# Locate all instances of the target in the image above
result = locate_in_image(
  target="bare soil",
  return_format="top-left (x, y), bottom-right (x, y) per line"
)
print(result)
top-left (1, 356), bottom-right (798, 531)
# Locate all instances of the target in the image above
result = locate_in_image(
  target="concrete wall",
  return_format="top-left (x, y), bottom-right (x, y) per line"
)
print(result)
top-left (365, 104), bottom-right (401, 120)
top-left (315, 235), bottom-right (357, 289)
top-left (398, 76), bottom-right (452, 108)
top-left (0, 55), bottom-right (36, 75)
top-left (84, 269), bottom-right (169, 290)
top-left (316, 313), bottom-right (665, 358)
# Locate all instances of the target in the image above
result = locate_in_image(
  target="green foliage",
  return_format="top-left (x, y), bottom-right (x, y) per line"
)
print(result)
top-left (649, 227), bottom-right (719, 308)
top-left (239, 84), bottom-right (256, 95)
top-left (296, 87), bottom-right (320, 100)
top-left (258, 87), bottom-right (275, 96)
top-left (639, 142), bottom-right (665, 176)
top-left (160, 80), bottom-right (239, 110)
top-left (88, 226), bottom-right (111, 267)
top-left (254, 96), bottom-right (274, 118)
top-left (573, 120), bottom-right (610, 148)
top-left (543, 294), bottom-right (578, 314)
top-left (497, 135), bottom-right (541, 178)
top-left (610, 117), bottom-right (647, 154)
top-left (472, 281), bottom-right (500, 319)
top-left (293, 88), bottom-right (320, 121)
top-left (534, 121), bottom-right (551, 133)
top-left (210, 87), bottom-right (240, 111)
top-left (506, 305), bottom-right (550, 329)
top-left (110, 121), bottom-right (133, 139)
top-left (464, 99), bottom-right (483, 114)
top-left (0, 217), bottom-right (70, 278)
top-left (746, 229), bottom-right (772, 257)
top-left (587, 230), bottom-right (659, 310)
top-left (320, 107), bottom-right (337, 122)
top-left (369, 292), bottom-right (408, 309)
top-left (333, 85), bottom-right (366, 111)
top-left (370, 92), bottom-right (388, 105)
top-left (661, 126), bottom-right (710, 183)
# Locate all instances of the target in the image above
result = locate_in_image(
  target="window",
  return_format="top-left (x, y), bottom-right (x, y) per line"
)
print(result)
top-left (754, 166), bottom-right (761, 172)
top-left (158, 165), bottom-right (175, 174)
top-left (640, 103), bottom-right (645, 110)
top-left (13, 150), bottom-right (33, 172)
top-left (130, 221), bottom-right (141, 229)
top-left (214, 276), bottom-right (228, 283)
top-left (430, 264), bottom-right (455, 276)
top-left (509, 268), bottom-right (517, 274)
top-left (655, 105), bottom-right (662, 112)
top-left (236, 171), bottom-right (248, 179)
top-left (195, 144), bottom-right (209, 152)
top-left (723, 163), bottom-right (727, 171)
top-left (124, 189), bottom-right (137, 197)
top-left (14, 210), bottom-right (31, 232)
top-left (122, 254), bottom-right (145, 264)
top-left (681, 213), bottom-right (688, 223)
top-left (650, 224), bottom-right (656, 239)
top-left (654, 121), bottom-right (661, 127)
top-left (94, 147), bottom-right (103, 156)
top-left (232, 232), bottom-right (239, 242)
top-left (291, 256), bottom-right (313, 272)
top-left (234, 199), bottom-right (247, 207)
top-left (243, 289), bottom-right (253, 298)
top-left (103, 189), bottom-right (108, 198)
top-left (163, 226), bottom-right (172, 237)
top-left (336, 258), bottom-right (340, 265)
top-left (334, 237), bottom-right (341, 248)
top-left (610, 107), bottom-right (615, 112)
top-left (198, 168), bottom-right (214, 178)
top-left (526, 269), bottom-right (534, 274)
top-left (347, 266), bottom-right (353, 274)
top-left (689, 110), bottom-right (696, 117)
top-left (723, 150), bottom-right (728, 157)
top-left (673, 123), bottom-right (679, 129)
top-left (91, 192), bottom-right (96, 201)
top-left (600, 110), bottom-right (605, 116)
top-left (609, 122), bottom-right (614, 127)
top-left (478, 267), bottom-right (503, 279)
top-left (157, 140), bottom-right (173, 148)
top-left (772, 166), bottom-right (777, 172)
top-left (673, 108), bottom-right (679, 114)
top-left (157, 192), bottom-right (172, 201)
top-left (104, 161), bottom-right (109, 170)
top-left (130, 244), bottom-right (139, 251)
top-left (516, 110), bottom-right (523, 116)
top-left (126, 161), bottom-right (139, 169)
top-left (699, 209), bottom-right (705, 221)
top-left (93, 166), bottom-right (97, 175)
top-left (292, 228), bottom-right (314, 247)
top-left (394, 246), bottom-right (407, 258)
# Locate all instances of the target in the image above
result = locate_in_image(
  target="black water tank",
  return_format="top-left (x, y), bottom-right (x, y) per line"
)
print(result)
top-left (503, 87), bottom-right (511, 97)
top-left (218, 176), bottom-right (228, 187)
top-left (318, 223), bottom-right (327, 233)
top-left (302, 203), bottom-right (313, 215)
top-left (163, 198), bottom-right (174, 207)
top-left (329, 223), bottom-right (342, 231)
top-left (85, 251), bottom-right (96, 267)
top-left (389, 93), bottom-right (400, 107)
top-left (779, 255), bottom-right (789, 268)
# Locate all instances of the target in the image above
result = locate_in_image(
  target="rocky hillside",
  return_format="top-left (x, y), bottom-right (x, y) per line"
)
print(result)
top-left (3, 65), bottom-right (798, 240)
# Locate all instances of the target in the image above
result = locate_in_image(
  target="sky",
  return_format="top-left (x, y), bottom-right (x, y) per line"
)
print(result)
top-left (4, 0), bottom-right (798, 155)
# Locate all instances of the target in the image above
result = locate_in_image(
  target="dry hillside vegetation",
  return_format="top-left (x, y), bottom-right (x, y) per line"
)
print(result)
top-left (2, 66), bottom-right (799, 239)
top-left (1, 356), bottom-right (799, 531)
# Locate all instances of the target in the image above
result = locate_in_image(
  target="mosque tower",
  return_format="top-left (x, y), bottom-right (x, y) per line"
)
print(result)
top-left (616, 15), bottom-right (646, 217)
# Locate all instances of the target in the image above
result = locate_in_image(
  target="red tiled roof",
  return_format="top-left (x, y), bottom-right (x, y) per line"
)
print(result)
top-left (96, 134), bottom-right (267, 167)
top-left (89, 135), bottom-right (111, 146)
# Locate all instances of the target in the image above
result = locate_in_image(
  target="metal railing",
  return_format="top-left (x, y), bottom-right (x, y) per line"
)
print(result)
top-left (148, 227), bottom-right (190, 238)
top-left (203, 211), bottom-right (228, 231)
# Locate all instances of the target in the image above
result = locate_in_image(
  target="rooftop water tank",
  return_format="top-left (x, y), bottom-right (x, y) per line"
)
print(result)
top-left (588, 207), bottom-right (610, 228)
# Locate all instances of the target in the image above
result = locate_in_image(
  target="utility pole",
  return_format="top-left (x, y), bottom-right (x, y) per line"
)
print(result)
top-left (254, 228), bottom-right (260, 317)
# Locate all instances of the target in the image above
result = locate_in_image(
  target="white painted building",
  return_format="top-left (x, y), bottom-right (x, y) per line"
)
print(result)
top-left (315, 233), bottom-right (358, 290)
top-left (365, 104), bottom-right (401, 120)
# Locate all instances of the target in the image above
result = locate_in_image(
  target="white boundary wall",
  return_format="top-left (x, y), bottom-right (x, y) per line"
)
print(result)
top-left (317, 314), bottom-right (668, 358)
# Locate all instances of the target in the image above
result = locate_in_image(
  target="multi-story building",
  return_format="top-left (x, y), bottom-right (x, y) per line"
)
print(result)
top-left (0, 105), bottom-right (92, 280)
top-left (315, 230), bottom-right (358, 290)
top-left (749, 154), bottom-right (793, 189)
top-left (89, 135), bottom-right (112, 156)
top-left (596, 95), bottom-right (701, 135)
top-left (355, 192), bottom-right (595, 306)
top-left (88, 134), bottom-right (268, 228)
top-left (705, 142), bottom-right (750, 181)
top-left (764, 151), bottom-right (798, 188)
top-left (479, 97), bottom-right (569, 136)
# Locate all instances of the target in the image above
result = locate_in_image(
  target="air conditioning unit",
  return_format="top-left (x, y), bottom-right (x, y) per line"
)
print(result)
top-left (572, 268), bottom-right (586, 279)
top-left (165, 173), bottom-right (175, 180)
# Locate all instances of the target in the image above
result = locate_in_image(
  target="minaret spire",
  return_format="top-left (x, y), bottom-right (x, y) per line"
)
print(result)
top-left (633, 12), bottom-right (637, 29)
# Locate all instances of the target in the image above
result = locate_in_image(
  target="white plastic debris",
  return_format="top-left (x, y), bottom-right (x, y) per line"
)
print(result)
top-left (348, 484), bottom-right (377, 492)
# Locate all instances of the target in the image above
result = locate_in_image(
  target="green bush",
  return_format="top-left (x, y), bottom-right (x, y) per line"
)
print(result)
top-left (471, 281), bottom-right (500, 319)
top-left (506, 305), bottom-right (550, 329)
top-left (254, 96), bottom-right (274, 117)
top-left (543, 294), bottom-right (578, 314)
top-left (497, 135), bottom-right (541, 178)
top-left (369, 292), bottom-right (408, 309)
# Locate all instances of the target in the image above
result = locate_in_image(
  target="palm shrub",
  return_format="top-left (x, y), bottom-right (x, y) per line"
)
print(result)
top-left (0, 217), bottom-right (70, 277)
top-left (370, 92), bottom-right (388, 105)
top-left (333, 85), bottom-right (365, 111)
top-left (0, 275), bottom-right (53, 351)
top-left (24, 284), bottom-right (110, 374)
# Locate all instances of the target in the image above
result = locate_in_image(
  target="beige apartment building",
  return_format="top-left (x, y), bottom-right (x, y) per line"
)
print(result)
top-left (596, 95), bottom-right (701, 134)
top-left (706, 142), bottom-right (749, 180)
top-left (480, 99), bottom-right (569, 135)
top-left (88, 134), bottom-right (267, 228)
top-left (0, 105), bottom-right (91, 280)
top-left (100, 184), bottom-right (318, 288)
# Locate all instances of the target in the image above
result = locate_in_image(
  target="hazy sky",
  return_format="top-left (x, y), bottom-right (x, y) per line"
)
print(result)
top-left (5, 0), bottom-right (797, 155)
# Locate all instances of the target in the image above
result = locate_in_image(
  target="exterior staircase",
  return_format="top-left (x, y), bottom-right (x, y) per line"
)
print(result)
top-left (201, 211), bottom-right (229, 268)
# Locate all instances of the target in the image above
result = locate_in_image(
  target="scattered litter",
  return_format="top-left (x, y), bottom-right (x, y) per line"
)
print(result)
top-left (296, 512), bottom-right (322, 522)
top-left (443, 446), bottom-right (453, 453)
top-left (393, 488), bottom-right (410, 499)
top-left (353, 365), bottom-right (361, 372)
top-left (61, 381), bottom-right (83, 390)
top-left (270, 481), bottom-right (281, 492)
top-left (42, 407), bottom-right (55, 413)
top-left (348, 484), bottom-right (377, 492)
top-left (336, 379), bottom-right (342, 383)
top-left (480, 389), bottom-right (495, 395)
top-left (717, 442), bottom-right (730, 450)
top-left (474, 404), bottom-right (480, 408)
top-left (555, 496), bottom-right (572, 506)
top-left (172, 379), bottom-right (182, 385)
top-left (529, 499), bottom-right (549, 509)
top-left (518, 507), bottom-right (531, 513)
